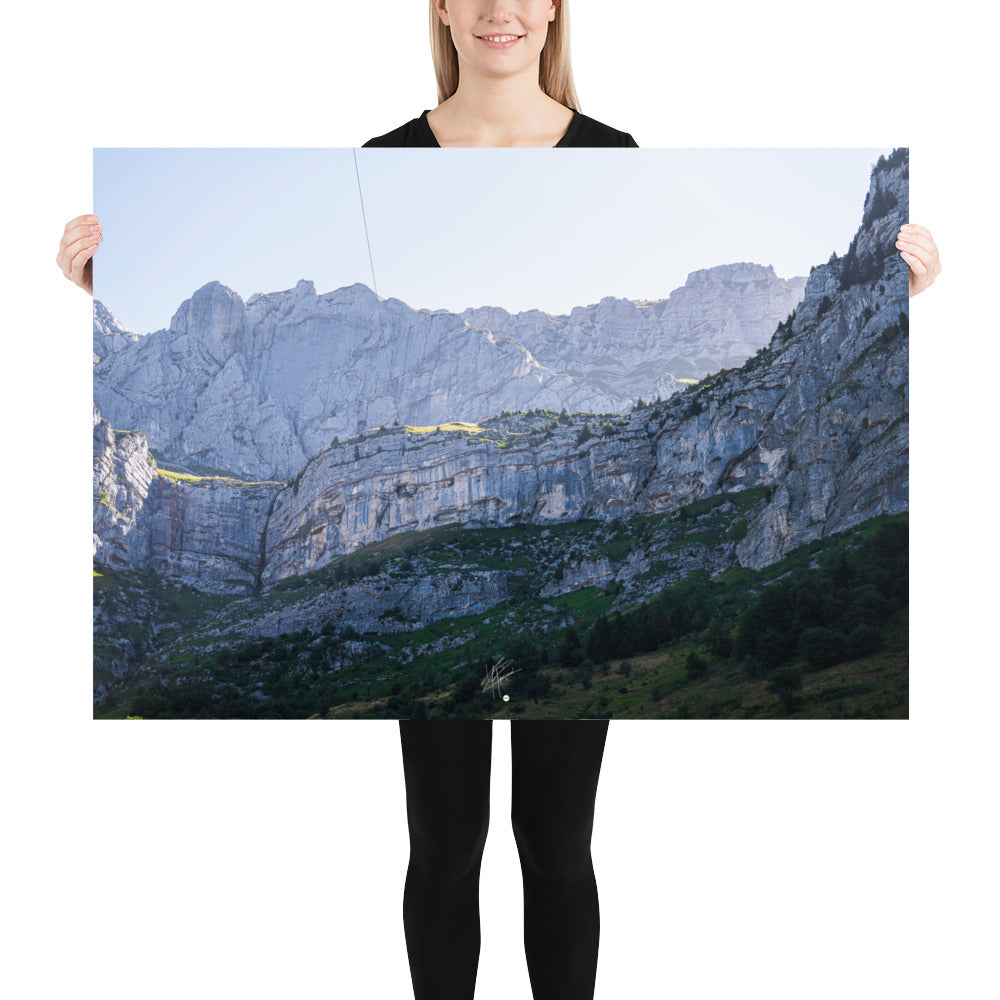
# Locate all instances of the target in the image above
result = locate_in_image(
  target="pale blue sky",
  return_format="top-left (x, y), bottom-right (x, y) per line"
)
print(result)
top-left (94, 147), bottom-right (896, 334)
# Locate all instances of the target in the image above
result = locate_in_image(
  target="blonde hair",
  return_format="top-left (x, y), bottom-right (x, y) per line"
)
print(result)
top-left (429, 1), bottom-right (580, 110)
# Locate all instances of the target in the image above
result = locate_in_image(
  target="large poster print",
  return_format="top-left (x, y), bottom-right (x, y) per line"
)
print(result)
top-left (93, 147), bottom-right (909, 719)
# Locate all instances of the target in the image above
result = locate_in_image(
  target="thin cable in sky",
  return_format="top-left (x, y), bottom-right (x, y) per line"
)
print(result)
top-left (353, 148), bottom-right (400, 424)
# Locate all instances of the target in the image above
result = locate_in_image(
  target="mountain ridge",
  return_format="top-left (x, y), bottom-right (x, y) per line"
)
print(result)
top-left (93, 260), bottom-right (806, 480)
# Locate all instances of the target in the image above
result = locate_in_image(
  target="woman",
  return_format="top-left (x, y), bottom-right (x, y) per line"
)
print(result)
top-left (62, 3), bottom-right (940, 998)
top-left (366, 9), bottom-right (625, 998)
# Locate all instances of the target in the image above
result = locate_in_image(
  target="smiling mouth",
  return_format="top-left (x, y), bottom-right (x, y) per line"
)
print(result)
top-left (476, 33), bottom-right (525, 45)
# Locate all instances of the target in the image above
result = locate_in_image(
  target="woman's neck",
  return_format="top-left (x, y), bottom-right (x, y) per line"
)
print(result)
top-left (427, 70), bottom-right (573, 147)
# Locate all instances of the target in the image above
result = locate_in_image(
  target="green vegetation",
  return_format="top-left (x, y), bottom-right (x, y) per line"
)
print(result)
top-left (406, 420), bottom-right (484, 435)
top-left (156, 469), bottom-right (284, 489)
top-left (863, 185), bottom-right (900, 226)
top-left (873, 147), bottom-right (908, 179)
top-left (837, 223), bottom-right (896, 292)
top-left (94, 504), bottom-right (907, 722)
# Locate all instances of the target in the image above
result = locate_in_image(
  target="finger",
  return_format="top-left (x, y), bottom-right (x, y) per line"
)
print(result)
top-left (64, 214), bottom-right (98, 230)
top-left (899, 223), bottom-right (933, 240)
top-left (64, 230), bottom-right (101, 268)
top-left (69, 242), bottom-right (97, 281)
top-left (59, 232), bottom-right (101, 274)
top-left (67, 231), bottom-right (101, 256)
top-left (895, 232), bottom-right (934, 254)
top-left (896, 241), bottom-right (932, 267)
top-left (60, 215), bottom-right (98, 245)
top-left (899, 250), bottom-right (927, 279)
top-left (900, 235), bottom-right (941, 281)
top-left (900, 226), bottom-right (938, 256)
top-left (60, 221), bottom-right (102, 252)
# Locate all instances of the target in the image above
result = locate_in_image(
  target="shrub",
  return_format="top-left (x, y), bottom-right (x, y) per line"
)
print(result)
top-left (798, 627), bottom-right (847, 669)
top-left (704, 620), bottom-right (732, 660)
top-left (741, 654), bottom-right (762, 680)
top-left (845, 624), bottom-right (884, 659)
top-left (453, 671), bottom-right (481, 703)
top-left (757, 626), bottom-right (793, 672)
top-left (768, 664), bottom-right (802, 714)
top-left (685, 651), bottom-right (709, 680)
top-left (848, 585), bottom-right (891, 629)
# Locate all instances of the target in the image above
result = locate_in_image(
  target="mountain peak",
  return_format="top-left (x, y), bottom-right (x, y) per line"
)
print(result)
top-left (93, 300), bottom-right (133, 337)
top-left (685, 262), bottom-right (778, 287)
top-left (169, 281), bottom-right (246, 352)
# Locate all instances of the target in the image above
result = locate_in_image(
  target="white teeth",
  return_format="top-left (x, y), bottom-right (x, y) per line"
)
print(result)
top-left (483, 34), bottom-right (519, 42)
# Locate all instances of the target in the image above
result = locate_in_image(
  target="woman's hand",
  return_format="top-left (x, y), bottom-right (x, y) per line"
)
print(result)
top-left (896, 223), bottom-right (941, 297)
top-left (56, 214), bottom-right (102, 295)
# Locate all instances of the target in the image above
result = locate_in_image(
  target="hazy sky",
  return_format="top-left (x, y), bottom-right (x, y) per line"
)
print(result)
top-left (94, 147), bottom-right (895, 334)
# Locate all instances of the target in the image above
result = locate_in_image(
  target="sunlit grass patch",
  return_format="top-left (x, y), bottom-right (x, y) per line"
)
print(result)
top-left (405, 421), bottom-right (484, 435)
top-left (156, 469), bottom-right (284, 488)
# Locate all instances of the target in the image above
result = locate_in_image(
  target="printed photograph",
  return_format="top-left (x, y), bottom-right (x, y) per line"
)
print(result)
top-left (93, 147), bottom-right (909, 719)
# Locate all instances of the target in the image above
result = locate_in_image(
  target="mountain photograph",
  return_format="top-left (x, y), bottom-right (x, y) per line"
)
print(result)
top-left (93, 147), bottom-right (908, 719)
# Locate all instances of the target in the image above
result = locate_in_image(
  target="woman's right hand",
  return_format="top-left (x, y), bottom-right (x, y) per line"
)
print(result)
top-left (56, 214), bottom-right (102, 295)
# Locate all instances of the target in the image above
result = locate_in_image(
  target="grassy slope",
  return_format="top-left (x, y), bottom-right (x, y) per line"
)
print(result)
top-left (94, 503), bottom-right (908, 721)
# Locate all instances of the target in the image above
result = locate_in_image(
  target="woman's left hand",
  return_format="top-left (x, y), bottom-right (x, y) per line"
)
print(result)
top-left (896, 223), bottom-right (941, 297)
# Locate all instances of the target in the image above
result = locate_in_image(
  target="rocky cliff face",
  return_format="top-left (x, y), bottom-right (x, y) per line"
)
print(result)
top-left (93, 265), bottom-right (805, 480)
top-left (93, 407), bottom-right (283, 593)
top-left (461, 262), bottom-right (806, 393)
top-left (93, 405), bottom-right (157, 569)
top-left (260, 414), bottom-right (653, 584)
top-left (92, 301), bottom-right (140, 362)
top-left (93, 151), bottom-right (907, 599)
top-left (239, 570), bottom-right (511, 639)
top-left (725, 154), bottom-right (909, 567)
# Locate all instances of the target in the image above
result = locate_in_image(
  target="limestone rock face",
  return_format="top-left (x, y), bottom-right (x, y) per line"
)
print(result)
top-left (539, 557), bottom-right (616, 598)
top-left (145, 476), bottom-right (281, 594)
top-left (731, 156), bottom-right (909, 567)
top-left (93, 266), bottom-right (806, 480)
top-left (92, 405), bottom-right (283, 593)
top-left (461, 262), bottom-right (806, 387)
top-left (93, 406), bottom-right (156, 569)
top-left (260, 417), bottom-right (657, 584)
top-left (238, 570), bottom-right (510, 639)
top-left (92, 301), bottom-right (140, 362)
top-left (634, 156), bottom-right (909, 568)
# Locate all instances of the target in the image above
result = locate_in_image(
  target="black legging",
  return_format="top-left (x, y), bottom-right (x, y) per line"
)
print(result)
top-left (399, 719), bottom-right (610, 1000)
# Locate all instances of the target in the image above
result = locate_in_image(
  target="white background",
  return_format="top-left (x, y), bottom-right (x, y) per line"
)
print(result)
top-left (4, 1), bottom-right (995, 998)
